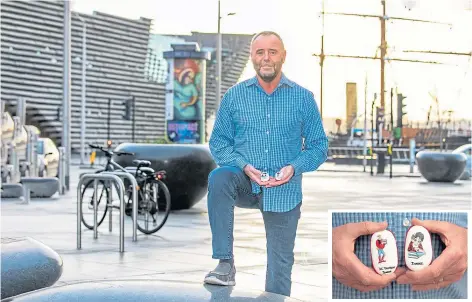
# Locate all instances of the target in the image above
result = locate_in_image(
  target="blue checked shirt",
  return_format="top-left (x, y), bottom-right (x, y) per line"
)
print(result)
top-left (332, 212), bottom-right (468, 299)
top-left (209, 73), bottom-right (328, 212)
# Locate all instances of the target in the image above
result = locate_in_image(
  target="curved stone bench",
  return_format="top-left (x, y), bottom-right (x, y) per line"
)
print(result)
top-left (20, 177), bottom-right (59, 198)
top-left (1, 183), bottom-right (24, 199)
top-left (416, 151), bottom-right (467, 182)
top-left (6, 280), bottom-right (301, 301)
top-left (113, 143), bottom-right (217, 210)
top-left (1, 237), bottom-right (63, 299)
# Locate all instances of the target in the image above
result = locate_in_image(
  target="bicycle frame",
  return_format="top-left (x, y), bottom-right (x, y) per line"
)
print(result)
top-left (104, 158), bottom-right (128, 173)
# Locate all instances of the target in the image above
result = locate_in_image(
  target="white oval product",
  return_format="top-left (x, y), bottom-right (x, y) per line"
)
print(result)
top-left (404, 225), bottom-right (433, 271)
top-left (275, 171), bottom-right (283, 181)
top-left (370, 230), bottom-right (398, 275)
top-left (261, 172), bottom-right (269, 182)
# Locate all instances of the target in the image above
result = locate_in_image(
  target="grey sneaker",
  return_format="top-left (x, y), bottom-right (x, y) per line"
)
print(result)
top-left (204, 262), bottom-right (236, 286)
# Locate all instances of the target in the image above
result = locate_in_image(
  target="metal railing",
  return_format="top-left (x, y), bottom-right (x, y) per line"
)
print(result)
top-left (328, 147), bottom-right (414, 163)
top-left (77, 173), bottom-right (126, 252)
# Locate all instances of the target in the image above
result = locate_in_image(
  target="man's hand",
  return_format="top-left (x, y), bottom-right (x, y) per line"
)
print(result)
top-left (333, 221), bottom-right (406, 292)
top-left (265, 165), bottom-right (294, 188)
top-left (243, 164), bottom-right (266, 186)
top-left (396, 218), bottom-right (468, 291)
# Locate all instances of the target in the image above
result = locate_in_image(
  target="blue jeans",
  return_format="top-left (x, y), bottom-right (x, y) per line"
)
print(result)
top-left (207, 166), bottom-right (301, 297)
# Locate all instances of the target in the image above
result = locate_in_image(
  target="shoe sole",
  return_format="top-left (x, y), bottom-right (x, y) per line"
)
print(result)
top-left (204, 276), bottom-right (236, 286)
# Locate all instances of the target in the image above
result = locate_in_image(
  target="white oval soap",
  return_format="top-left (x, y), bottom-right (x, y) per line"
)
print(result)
top-left (404, 225), bottom-right (433, 271)
top-left (370, 230), bottom-right (398, 275)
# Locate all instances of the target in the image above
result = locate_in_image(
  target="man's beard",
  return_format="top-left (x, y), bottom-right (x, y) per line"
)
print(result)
top-left (254, 63), bottom-right (280, 83)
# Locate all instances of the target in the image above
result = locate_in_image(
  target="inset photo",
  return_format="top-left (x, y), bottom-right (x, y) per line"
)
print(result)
top-left (329, 210), bottom-right (469, 299)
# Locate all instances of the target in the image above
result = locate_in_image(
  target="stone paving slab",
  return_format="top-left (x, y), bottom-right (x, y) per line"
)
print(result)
top-left (1, 165), bottom-right (471, 301)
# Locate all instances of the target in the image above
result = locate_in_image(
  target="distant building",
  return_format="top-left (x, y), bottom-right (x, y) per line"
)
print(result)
top-left (345, 83), bottom-right (358, 131)
top-left (0, 1), bottom-right (253, 152)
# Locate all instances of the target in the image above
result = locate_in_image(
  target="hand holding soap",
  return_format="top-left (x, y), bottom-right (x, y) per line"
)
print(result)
top-left (404, 225), bottom-right (433, 271)
top-left (371, 230), bottom-right (398, 275)
top-left (261, 172), bottom-right (269, 182)
top-left (275, 171), bottom-right (283, 181)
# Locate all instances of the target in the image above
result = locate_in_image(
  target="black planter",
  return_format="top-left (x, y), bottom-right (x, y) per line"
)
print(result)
top-left (113, 143), bottom-right (217, 210)
top-left (416, 151), bottom-right (467, 182)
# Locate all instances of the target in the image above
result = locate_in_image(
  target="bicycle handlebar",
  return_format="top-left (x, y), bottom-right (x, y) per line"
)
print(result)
top-left (88, 144), bottom-right (134, 157)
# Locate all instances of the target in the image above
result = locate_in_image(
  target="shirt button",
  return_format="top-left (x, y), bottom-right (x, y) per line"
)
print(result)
top-left (267, 114), bottom-right (270, 118)
top-left (265, 149), bottom-right (268, 153)
top-left (403, 218), bottom-right (410, 227)
top-left (266, 131), bottom-right (269, 135)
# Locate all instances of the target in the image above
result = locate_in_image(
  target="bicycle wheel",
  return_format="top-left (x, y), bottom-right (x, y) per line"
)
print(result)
top-left (81, 179), bottom-right (109, 230)
top-left (136, 179), bottom-right (171, 234)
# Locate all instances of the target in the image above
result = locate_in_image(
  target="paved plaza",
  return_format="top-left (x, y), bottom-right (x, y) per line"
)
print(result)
top-left (1, 163), bottom-right (471, 301)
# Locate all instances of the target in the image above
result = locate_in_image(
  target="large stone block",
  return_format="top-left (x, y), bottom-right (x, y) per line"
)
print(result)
top-left (5, 280), bottom-right (301, 301)
top-left (113, 143), bottom-right (217, 210)
top-left (416, 151), bottom-right (467, 182)
top-left (1, 183), bottom-right (24, 198)
top-left (20, 177), bottom-right (59, 198)
top-left (1, 237), bottom-right (63, 299)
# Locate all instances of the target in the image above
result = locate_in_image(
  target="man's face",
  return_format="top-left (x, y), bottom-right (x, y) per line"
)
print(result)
top-left (413, 237), bottom-right (422, 244)
top-left (250, 34), bottom-right (286, 83)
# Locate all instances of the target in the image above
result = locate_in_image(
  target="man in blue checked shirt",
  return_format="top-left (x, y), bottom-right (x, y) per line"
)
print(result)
top-left (332, 212), bottom-right (468, 299)
top-left (203, 30), bottom-right (328, 297)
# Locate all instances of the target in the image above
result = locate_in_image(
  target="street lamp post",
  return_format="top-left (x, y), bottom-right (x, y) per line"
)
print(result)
top-left (63, 0), bottom-right (71, 190)
top-left (216, 0), bottom-right (222, 110)
top-left (76, 14), bottom-right (87, 166)
top-left (216, 1), bottom-right (235, 111)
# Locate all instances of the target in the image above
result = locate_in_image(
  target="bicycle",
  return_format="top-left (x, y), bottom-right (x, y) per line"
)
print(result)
top-left (80, 144), bottom-right (171, 234)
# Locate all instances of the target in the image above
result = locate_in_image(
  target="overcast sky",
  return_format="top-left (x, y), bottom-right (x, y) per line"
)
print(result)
top-left (72, 0), bottom-right (472, 122)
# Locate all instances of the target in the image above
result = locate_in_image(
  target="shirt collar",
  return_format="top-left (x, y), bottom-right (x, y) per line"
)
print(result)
top-left (245, 72), bottom-right (295, 88)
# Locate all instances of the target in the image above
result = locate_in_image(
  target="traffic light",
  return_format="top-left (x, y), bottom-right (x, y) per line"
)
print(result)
top-left (376, 106), bottom-right (385, 132)
top-left (397, 93), bottom-right (407, 128)
top-left (123, 98), bottom-right (131, 120)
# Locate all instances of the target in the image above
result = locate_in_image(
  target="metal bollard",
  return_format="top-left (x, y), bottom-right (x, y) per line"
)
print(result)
top-left (77, 173), bottom-right (126, 252)
top-left (26, 130), bottom-right (38, 177)
top-left (12, 116), bottom-right (21, 183)
top-left (9, 143), bottom-right (19, 183)
top-left (31, 133), bottom-right (38, 177)
top-left (23, 184), bottom-right (31, 205)
top-left (409, 138), bottom-right (416, 173)
top-left (58, 147), bottom-right (65, 195)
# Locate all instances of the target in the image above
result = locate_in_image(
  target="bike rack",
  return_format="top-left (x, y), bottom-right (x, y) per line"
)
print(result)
top-left (100, 171), bottom-right (138, 242)
top-left (77, 173), bottom-right (126, 253)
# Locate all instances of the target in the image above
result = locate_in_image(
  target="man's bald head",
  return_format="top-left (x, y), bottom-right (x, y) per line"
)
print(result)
top-left (250, 31), bottom-right (286, 83)
top-left (251, 31), bottom-right (285, 51)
